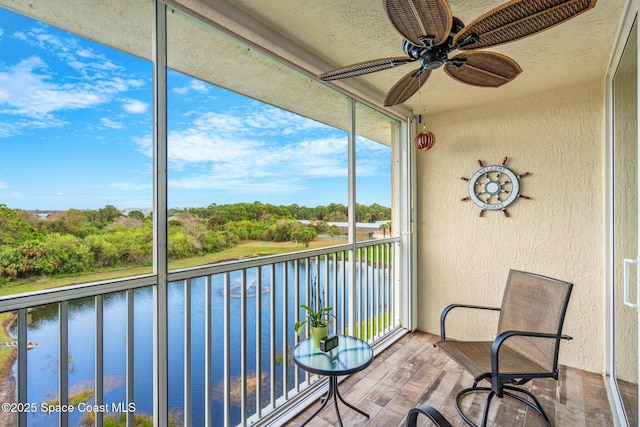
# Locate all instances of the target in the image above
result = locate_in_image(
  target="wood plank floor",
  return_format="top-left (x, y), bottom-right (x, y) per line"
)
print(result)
top-left (286, 331), bottom-right (613, 427)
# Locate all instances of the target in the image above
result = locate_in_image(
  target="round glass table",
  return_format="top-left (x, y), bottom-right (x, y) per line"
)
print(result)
top-left (293, 334), bottom-right (373, 426)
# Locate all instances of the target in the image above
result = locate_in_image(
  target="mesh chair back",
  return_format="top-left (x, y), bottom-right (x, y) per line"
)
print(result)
top-left (496, 270), bottom-right (573, 372)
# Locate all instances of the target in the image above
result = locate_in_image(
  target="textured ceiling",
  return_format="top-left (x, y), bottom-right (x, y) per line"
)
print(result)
top-left (231, 0), bottom-right (626, 115)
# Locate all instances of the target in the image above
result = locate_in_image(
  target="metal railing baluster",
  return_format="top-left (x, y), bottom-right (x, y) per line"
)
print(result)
top-left (340, 250), bottom-right (347, 334)
top-left (59, 301), bottom-right (69, 427)
top-left (336, 253), bottom-right (340, 334)
top-left (223, 271), bottom-right (231, 426)
top-left (269, 263), bottom-right (276, 410)
top-left (293, 259), bottom-right (301, 392)
top-left (1, 240), bottom-right (399, 427)
top-left (95, 295), bottom-right (104, 427)
top-left (241, 269), bottom-right (247, 426)
top-left (204, 275), bottom-right (213, 427)
top-left (282, 261), bottom-right (289, 401)
top-left (255, 266), bottom-right (263, 418)
top-left (127, 290), bottom-right (135, 426)
top-left (375, 244), bottom-right (381, 339)
top-left (17, 309), bottom-right (27, 427)
top-left (184, 280), bottom-right (192, 426)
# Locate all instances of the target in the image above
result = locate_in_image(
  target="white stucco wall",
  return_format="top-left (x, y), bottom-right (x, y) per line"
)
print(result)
top-left (416, 80), bottom-right (604, 373)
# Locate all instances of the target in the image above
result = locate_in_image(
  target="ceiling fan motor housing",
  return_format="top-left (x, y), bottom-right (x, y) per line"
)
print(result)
top-left (423, 48), bottom-right (448, 70)
top-left (404, 40), bottom-right (449, 70)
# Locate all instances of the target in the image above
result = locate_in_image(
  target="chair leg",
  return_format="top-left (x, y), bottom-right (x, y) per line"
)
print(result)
top-left (502, 385), bottom-right (552, 426)
top-left (455, 386), bottom-right (494, 427)
top-left (455, 384), bottom-right (552, 427)
top-left (480, 390), bottom-right (495, 427)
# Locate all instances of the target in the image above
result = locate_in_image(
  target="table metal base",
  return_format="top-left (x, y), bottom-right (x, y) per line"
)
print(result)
top-left (301, 376), bottom-right (369, 427)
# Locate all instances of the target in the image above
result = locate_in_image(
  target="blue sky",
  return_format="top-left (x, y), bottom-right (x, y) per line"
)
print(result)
top-left (0, 7), bottom-right (391, 211)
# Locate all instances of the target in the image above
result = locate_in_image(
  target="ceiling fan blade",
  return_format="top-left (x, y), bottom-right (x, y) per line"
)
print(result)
top-left (384, 68), bottom-right (432, 106)
top-left (444, 52), bottom-right (522, 87)
top-left (453, 0), bottom-right (597, 50)
top-left (384, 0), bottom-right (453, 47)
top-left (319, 56), bottom-right (414, 81)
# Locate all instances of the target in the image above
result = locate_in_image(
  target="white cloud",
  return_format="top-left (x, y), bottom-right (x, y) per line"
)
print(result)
top-left (245, 104), bottom-right (328, 136)
top-left (129, 103), bottom-right (361, 197)
top-left (136, 105), bottom-right (358, 197)
top-left (101, 117), bottom-right (123, 129)
top-left (0, 57), bottom-right (108, 118)
top-left (172, 79), bottom-right (210, 95)
top-left (0, 180), bottom-right (8, 189)
top-left (0, 26), bottom-right (148, 136)
top-left (15, 28), bottom-right (124, 78)
top-left (123, 99), bottom-right (148, 114)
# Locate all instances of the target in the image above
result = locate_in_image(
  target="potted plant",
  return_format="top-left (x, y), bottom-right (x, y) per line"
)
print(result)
top-left (294, 304), bottom-right (336, 347)
top-left (294, 272), bottom-right (336, 347)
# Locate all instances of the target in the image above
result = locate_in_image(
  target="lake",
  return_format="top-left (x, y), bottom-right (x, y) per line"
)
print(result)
top-left (11, 259), bottom-right (387, 426)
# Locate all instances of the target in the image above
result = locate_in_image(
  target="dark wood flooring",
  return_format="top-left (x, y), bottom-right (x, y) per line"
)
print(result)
top-left (286, 331), bottom-right (613, 426)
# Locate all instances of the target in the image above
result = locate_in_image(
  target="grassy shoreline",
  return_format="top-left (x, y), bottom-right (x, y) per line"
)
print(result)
top-left (0, 238), bottom-right (342, 297)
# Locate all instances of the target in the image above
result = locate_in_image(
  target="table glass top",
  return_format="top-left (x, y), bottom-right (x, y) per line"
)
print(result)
top-left (293, 335), bottom-right (373, 376)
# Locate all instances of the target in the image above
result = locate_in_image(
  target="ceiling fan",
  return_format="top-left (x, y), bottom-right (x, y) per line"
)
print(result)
top-left (318, 0), bottom-right (597, 106)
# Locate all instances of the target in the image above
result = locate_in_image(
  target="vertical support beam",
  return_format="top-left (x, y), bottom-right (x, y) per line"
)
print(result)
top-left (397, 116), bottom-right (415, 330)
top-left (347, 98), bottom-right (357, 335)
top-left (152, 2), bottom-right (169, 426)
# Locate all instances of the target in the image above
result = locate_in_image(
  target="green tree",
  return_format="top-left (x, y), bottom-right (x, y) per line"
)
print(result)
top-left (379, 222), bottom-right (390, 238)
top-left (83, 205), bottom-right (122, 228)
top-left (327, 224), bottom-right (342, 240)
top-left (127, 210), bottom-right (146, 220)
top-left (41, 209), bottom-right (90, 236)
top-left (325, 211), bottom-right (348, 222)
top-left (15, 209), bottom-right (43, 229)
top-left (39, 233), bottom-right (94, 275)
top-left (309, 220), bottom-right (328, 234)
top-left (264, 219), bottom-right (302, 242)
top-left (64, 209), bottom-right (90, 236)
top-left (0, 204), bottom-right (42, 246)
top-left (296, 227), bottom-right (317, 247)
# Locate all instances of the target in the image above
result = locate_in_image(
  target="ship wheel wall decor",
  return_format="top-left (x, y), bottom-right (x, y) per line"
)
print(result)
top-left (461, 157), bottom-right (530, 217)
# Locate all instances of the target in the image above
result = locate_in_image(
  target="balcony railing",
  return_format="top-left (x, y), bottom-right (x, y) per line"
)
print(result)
top-left (0, 238), bottom-right (400, 426)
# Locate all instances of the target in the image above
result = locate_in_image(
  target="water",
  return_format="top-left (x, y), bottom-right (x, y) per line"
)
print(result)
top-left (11, 259), bottom-right (388, 426)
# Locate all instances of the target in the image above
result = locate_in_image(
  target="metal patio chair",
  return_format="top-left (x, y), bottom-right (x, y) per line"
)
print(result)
top-left (434, 269), bottom-right (573, 426)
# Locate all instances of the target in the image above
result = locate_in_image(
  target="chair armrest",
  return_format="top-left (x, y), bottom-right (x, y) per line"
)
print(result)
top-left (405, 404), bottom-right (453, 427)
top-left (439, 304), bottom-right (500, 341)
top-left (490, 330), bottom-right (573, 394)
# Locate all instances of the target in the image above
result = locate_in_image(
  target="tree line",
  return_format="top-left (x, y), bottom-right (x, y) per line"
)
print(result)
top-left (0, 202), bottom-right (390, 284)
